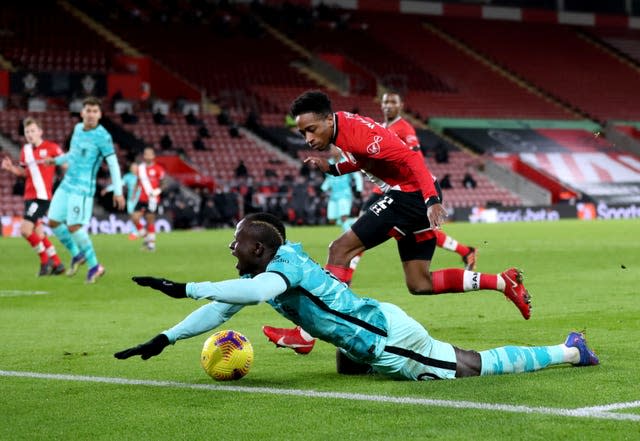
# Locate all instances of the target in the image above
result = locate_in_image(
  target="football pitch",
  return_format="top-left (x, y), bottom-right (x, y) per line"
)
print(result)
top-left (1, 219), bottom-right (639, 440)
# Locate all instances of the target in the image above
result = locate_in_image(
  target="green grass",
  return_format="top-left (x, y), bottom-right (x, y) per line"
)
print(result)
top-left (1, 219), bottom-right (639, 440)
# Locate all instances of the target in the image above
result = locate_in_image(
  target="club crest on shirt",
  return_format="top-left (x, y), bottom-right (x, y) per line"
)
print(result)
top-left (39, 149), bottom-right (47, 158)
top-left (367, 135), bottom-right (383, 155)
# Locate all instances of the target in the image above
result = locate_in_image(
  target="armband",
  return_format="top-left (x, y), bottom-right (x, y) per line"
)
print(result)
top-left (425, 196), bottom-right (441, 208)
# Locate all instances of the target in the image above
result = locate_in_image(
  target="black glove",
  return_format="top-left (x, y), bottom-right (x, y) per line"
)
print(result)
top-left (114, 334), bottom-right (170, 360)
top-left (354, 191), bottom-right (362, 199)
top-left (132, 276), bottom-right (187, 298)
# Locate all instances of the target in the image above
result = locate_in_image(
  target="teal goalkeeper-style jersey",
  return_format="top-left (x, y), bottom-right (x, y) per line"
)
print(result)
top-left (265, 242), bottom-right (388, 362)
top-left (174, 241), bottom-right (390, 363)
top-left (58, 123), bottom-right (115, 197)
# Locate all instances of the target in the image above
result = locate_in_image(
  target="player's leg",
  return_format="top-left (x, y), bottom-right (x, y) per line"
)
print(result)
top-left (456, 331), bottom-right (599, 378)
top-left (143, 211), bottom-right (156, 251)
top-left (130, 208), bottom-right (146, 239)
top-left (327, 194), bottom-right (398, 284)
top-left (36, 222), bottom-right (65, 275)
top-left (336, 348), bottom-right (372, 375)
top-left (21, 200), bottom-right (51, 275)
top-left (371, 303), bottom-right (458, 381)
top-left (399, 232), bottom-right (531, 319)
top-left (67, 195), bottom-right (104, 283)
top-left (49, 189), bottom-right (85, 274)
top-left (434, 229), bottom-right (478, 271)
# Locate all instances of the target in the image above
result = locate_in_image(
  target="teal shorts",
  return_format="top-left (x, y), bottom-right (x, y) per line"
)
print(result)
top-left (48, 188), bottom-right (94, 226)
top-left (371, 303), bottom-right (457, 381)
top-left (327, 197), bottom-right (352, 221)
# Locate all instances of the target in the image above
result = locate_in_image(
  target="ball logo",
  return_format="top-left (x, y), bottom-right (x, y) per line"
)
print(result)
top-left (367, 135), bottom-right (383, 155)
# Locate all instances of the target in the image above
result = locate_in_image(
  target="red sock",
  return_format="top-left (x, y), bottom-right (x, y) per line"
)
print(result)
top-left (434, 230), bottom-right (447, 247)
top-left (325, 264), bottom-right (353, 285)
top-left (26, 232), bottom-right (48, 264)
top-left (434, 230), bottom-right (471, 257)
top-left (42, 236), bottom-right (62, 266)
top-left (431, 269), bottom-right (498, 293)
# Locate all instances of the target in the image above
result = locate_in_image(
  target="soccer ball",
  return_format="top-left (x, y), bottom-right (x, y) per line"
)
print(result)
top-left (200, 330), bottom-right (254, 381)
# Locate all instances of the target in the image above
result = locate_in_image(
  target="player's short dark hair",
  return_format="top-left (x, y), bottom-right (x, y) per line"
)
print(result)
top-left (82, 96), bottom-right (102, 109)
top-left (382, 91), bottom-right (403, 100)
top-left (244, 212), bottom-right (286, 250)
top-left (290, 90), bottom-right (333, 118)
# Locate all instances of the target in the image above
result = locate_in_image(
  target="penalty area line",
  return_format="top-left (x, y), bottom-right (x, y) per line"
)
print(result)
top-left (1, 370), bottom-right (639, 422)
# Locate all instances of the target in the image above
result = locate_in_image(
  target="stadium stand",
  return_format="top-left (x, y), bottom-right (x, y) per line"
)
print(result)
top-left (4, 1), bottom-right (640, 220)
top-left (261, 9), bottom-right (573, 120)
top-left (432, 17), bottom-right (640, 121)
top-left (0, 2), bottom-right (115, 73)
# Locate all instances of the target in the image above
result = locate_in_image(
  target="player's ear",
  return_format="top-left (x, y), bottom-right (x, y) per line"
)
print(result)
top-left (254, 241), bottom-right (265, 257)
top-left (325, 113), bottom-right (333, 127)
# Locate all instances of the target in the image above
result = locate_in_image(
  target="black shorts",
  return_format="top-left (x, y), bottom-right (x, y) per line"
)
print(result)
top-left (361, 192), bottom-right (383, 213)
top-left (361, 181), bottom-right (442, 214)
top-left (23, 199), bottom-right (50, 223)
top-left (351, 190), bottom-right (436, 262)
top-left (134, 201), bottom-right (157, 214)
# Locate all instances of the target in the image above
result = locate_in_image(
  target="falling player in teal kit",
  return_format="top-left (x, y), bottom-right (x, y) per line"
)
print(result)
top-left (115, 213), bottom-right (598, 381)
top-left (47, 97), bottom-right (125, 283)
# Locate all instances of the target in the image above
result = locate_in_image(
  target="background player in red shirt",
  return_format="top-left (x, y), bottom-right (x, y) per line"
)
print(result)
top-left (131, 147), bottom-right (165, 251)
top-left (380, 92), bottom-right (478, 270)
top-left (1, 117), bottom-right (65, 275)
top-left (263, 90), bottom-right (530, 355)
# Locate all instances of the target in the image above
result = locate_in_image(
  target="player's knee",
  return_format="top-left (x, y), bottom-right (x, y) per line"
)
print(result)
top-left (406, 279), bottom-right (434, 295)
top-left (335, 348), bottom-right (372, 375)
top-left (454, 347), bottom-right (481, 378)
top-left (20, 223), bottom-right (33, 237)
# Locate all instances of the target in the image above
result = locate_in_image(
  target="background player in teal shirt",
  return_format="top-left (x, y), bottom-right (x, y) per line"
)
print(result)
top-left (47, 97), bottom-right (125, 283)
top-left (320, 145), bottom-right (363, 233)
top-left (115, 213), bottom-right (598, 381)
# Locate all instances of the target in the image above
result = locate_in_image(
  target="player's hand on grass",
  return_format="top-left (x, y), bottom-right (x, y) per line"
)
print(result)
top-left (114, 334), bottom-right (170, 360)
top-left (427, 203), bottom-right (448, 229)
top-left (132, 276), bottom-right (187, 298)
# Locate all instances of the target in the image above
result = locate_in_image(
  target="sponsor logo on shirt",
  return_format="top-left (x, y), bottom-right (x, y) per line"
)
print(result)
top-left (367, 135), bottom-right (383, 155)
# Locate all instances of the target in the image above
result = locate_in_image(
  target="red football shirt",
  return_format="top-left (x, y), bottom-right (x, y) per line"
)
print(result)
top-left (332, 112), bottom-right (437, 201)
top-left (137, 162), bottom-right (166, 202)
top-left (384, 116), bottom-right (420, 151)
top-left (19, 140), bottom-right (63, 200)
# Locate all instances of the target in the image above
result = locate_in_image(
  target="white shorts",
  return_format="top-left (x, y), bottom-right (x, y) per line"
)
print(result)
top-left (371, 303), bottom-right (457, 381)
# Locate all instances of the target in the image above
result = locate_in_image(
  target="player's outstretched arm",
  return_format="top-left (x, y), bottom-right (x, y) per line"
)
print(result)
top-left (132, 276), bottom-right (187, 298)
top-left (114, 334), bottom-right (170, 360)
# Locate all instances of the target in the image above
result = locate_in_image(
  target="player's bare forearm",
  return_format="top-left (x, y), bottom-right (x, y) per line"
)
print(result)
top-left (2, 158), bottom-right (25, 176)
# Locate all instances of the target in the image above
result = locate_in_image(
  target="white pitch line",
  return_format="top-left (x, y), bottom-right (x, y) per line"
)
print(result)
top-left (1, 370), bottom-right (639, 422)
top-left (0, 290), bottom-right (49, 297)
top-left (574, 401), bottom-right (640, 412)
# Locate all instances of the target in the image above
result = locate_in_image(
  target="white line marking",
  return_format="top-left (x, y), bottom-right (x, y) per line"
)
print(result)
top-left (1, 370), bottom-right (639, 422)
top-left (0, 290), bottom-right (49, 297)
top-left (574, 401), bottom-right (640, 412)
